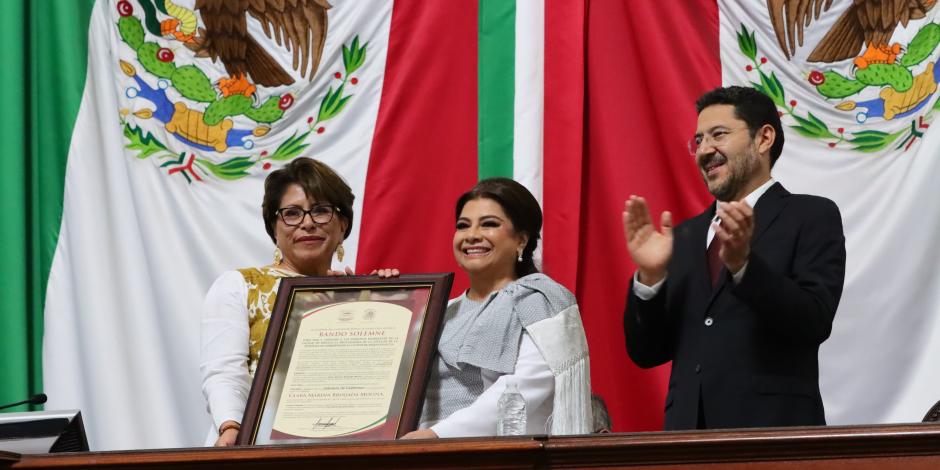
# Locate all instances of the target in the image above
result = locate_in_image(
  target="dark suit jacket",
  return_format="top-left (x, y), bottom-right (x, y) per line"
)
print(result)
top-left (624, 183), bottom-right (846, 430)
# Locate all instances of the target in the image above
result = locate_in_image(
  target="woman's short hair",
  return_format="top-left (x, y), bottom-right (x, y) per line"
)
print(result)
top-left (455, 177), bottom-right (541, 278)
top-left (261, 157), bottom-right (354, 243)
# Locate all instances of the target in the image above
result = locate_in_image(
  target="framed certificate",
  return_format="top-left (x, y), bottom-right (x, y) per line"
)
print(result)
top-left (237, 273), bottom-right (454, 445)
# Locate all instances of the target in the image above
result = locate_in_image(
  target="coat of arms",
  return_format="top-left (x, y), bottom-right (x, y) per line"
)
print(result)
top-left (115, 0), bottom-right (367, 182)
top-left (737, 0), bottom-right (939, 152)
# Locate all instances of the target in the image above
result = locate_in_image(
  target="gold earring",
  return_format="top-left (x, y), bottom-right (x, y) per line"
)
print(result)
top-left (336, 243), bottom-right (345, 263)
top-left (273, 247), bottom-right (283, 265)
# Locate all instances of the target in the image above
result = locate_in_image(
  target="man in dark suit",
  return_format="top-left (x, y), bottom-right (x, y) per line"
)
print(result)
top-left (622, 86), bottom-right (846, 430)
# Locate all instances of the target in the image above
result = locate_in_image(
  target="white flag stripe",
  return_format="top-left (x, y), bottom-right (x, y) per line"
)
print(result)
top-left (512, 0), bottom-right (545, 207)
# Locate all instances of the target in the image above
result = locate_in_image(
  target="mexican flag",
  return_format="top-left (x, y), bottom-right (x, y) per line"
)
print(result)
top-left (3, 0), bottom-right (939, 451)
top-left (12, 0), bottom-right (583, 450)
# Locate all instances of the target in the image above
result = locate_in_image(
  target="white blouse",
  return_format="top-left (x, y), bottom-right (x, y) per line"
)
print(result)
top-left (200, 271), bottom-right (252, 442)
top-left (420, 332), bottom-right (555, 437)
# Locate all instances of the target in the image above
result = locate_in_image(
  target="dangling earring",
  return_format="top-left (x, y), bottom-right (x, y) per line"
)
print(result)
top-left (336, 243), bottom-right (345, 263)
top-left (273, 247), bottom-right (283, 265)
top-left (517, 250), bottom-right (523, 263)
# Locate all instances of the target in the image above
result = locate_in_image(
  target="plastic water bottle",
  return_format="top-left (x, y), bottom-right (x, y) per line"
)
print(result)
top-left (497, 381), bottom-right (527, 436)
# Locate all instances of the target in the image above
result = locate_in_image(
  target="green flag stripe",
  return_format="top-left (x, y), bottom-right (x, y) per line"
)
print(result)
top-left (0, 0), bottom-right (94, 411)
top-left (0, 0), bottom-right (30, 411)
top-left (478, 0), bottom-right (516, 179)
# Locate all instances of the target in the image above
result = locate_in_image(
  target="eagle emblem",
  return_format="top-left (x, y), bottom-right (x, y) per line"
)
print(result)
top-left (731, 1), bottom-right (940, 153)
top-left (768, 0), bottom-right (937, 66)
top-left (113, 0), bottom-right (368, 182)
top-left (163, 0), bottom-right (331, 97)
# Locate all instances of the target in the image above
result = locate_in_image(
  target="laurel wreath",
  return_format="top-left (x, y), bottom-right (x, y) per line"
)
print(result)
top-left (736, 24), bottom-right (937, 153)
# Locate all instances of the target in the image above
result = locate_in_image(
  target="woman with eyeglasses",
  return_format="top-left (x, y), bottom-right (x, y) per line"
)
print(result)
top-left (200, 157), bottom-right (397, 446)
top-left (402, 178), bottom-right (592, 438)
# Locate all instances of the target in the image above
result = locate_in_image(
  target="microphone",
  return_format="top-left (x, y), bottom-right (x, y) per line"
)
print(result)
top-left (0, 393), bottom-right (48, 411)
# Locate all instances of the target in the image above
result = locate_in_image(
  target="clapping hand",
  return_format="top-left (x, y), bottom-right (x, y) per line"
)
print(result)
top-left (713, 201), bottom-right (753, 274)
top-left (623, 196), bottom-right (673, 285)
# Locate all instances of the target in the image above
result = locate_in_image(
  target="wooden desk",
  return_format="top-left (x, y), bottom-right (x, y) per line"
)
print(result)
top-left (545, 422), bottom-right (940, 469)
top-left (6, 423), bottom-right (940, 469)
top-left (4, 437), bottom-right (543, 469)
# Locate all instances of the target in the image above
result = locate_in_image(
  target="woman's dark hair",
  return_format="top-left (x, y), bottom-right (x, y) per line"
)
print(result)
top-left (455, 177), bottom-right (541, 278)
top-left (261, 157), bottom-right (354, 243)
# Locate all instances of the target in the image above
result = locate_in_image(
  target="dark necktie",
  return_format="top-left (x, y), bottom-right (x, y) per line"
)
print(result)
top-left (707, 234), bottom-right (722, 289)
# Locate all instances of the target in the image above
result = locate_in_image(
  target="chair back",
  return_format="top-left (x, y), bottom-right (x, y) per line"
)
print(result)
top-left (923, 400), bottom-right (940, 422)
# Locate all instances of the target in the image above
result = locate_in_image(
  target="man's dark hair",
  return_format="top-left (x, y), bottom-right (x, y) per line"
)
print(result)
top-left (695, 86), bottom-right (784, 168)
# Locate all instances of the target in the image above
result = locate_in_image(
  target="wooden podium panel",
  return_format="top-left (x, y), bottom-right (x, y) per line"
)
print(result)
top-left (5, 423), bottom-right (940, 469)
top-left (544, 423), bottom-right (940, 469)
top-left (4, 437), bottom-right (543, 470)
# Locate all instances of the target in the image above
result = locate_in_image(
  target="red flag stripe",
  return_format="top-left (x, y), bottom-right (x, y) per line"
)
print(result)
top-left (542, 0), bottom-right (586, 291)
top-left (575, 0), bottom-right (720, 431)
top-left (357, 0), bottom-right (478, 295)
top-left (542, 1), bottom-right (586, 291)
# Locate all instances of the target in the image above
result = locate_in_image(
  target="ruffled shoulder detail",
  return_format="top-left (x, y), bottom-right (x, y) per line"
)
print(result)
top-left (503, 273), bottom-right (576, 327)
top-left (437, 274), bottom-right (576, 374)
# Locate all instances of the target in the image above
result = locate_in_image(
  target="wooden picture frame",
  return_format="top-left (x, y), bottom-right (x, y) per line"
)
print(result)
top-left (237, 273), bottom-right (454, 445)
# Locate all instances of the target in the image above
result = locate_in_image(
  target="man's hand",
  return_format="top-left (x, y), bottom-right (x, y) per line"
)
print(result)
top-left (714, 201), bottom-right (754, 274)
top-left (623, 196), bottom-right (673, 285)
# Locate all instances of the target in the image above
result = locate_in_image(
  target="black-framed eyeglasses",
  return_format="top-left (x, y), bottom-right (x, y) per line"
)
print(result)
top-left (276, 204), bottom-right (339, 226)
